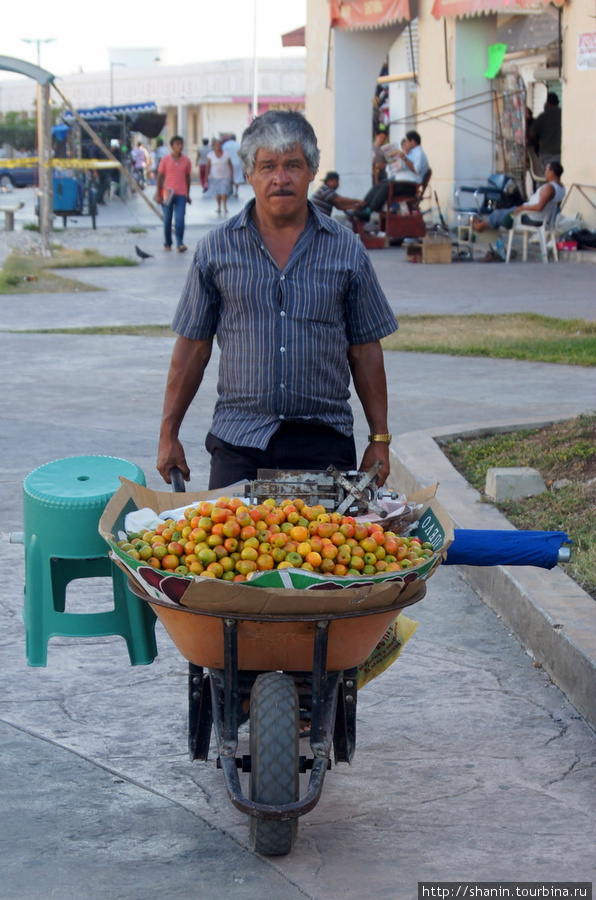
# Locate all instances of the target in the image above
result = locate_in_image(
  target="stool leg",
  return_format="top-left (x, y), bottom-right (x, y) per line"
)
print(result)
top-left (111, 563), bottom-right (158, 665)
top-left (23, 534), bottom-right (50, 666)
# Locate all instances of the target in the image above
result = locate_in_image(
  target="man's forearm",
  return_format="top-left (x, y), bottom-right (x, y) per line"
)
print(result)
top-left (334, 196), bottom-right (364, 211)
top-left (348, 341), bottom-right (392, 485)
top-left (160, 336), bottom-right (212, 440)
top-left (348, 341), bottom-right (389, 432)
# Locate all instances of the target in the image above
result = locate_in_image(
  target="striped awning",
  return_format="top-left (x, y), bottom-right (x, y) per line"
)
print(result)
top-left (330, 0), bottom-right (411, 30)
top-left (431, 0), bottom-right (565, 19)
top-left (62, 102), bottom-right (157, 124)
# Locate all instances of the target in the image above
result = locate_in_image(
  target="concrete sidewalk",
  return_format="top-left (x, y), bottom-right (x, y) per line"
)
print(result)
top-left (1, 199), bottom-right (595, 898)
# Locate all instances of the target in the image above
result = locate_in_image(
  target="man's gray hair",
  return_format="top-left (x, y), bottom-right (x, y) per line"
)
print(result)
top-left (239, 110), bottom-right (320, 175)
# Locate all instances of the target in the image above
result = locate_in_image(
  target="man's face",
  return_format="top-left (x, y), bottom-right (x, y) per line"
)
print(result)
top-left (327, 177), bottom-right (339, 191)
top-left (171, 139), bottom-right (183, 156)
top-left (247, 146), bottom-right (316, 221)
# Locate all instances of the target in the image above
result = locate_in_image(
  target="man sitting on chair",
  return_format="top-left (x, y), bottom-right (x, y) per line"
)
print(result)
top-left (350, 131), bottom-right (430, 222)
top-left (473, 162), bottom-right (565, 232)
top-left (311, 171), bottom-right (367, 217)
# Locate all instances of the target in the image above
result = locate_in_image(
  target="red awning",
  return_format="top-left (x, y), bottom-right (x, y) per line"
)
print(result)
top-left (432, 0), bottom-right (565, 19)
top-left (330, 0), bottom-right (411, 30)
top-left (282, 26), bottom-right (306, 47)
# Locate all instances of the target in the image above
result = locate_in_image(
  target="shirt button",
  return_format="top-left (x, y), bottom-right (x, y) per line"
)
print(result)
top-left (280, 347), bottom-right (285, 353)
top-left (280, 383), bottom-right (286, 389)
top-left (280, 275), bottom-right (285, 281)
top-left (279, 414), bottom-right (285, 420)
top-left (280, 310), bottom-right (286, 317)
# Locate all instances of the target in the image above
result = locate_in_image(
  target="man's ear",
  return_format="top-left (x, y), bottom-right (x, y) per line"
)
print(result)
top-left (310, 169), bottom-right (317, 184)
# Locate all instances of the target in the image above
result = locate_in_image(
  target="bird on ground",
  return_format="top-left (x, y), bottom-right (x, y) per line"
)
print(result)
top-left (135, 245), bottom-right (154, 261)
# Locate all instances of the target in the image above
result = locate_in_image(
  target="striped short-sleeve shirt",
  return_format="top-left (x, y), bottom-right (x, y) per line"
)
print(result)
top-left (172, 200), bottom-right (398, 449)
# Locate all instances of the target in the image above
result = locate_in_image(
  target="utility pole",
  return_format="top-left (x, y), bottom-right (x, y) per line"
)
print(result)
top-left (21, 38), bottom-right (55, 68)
top-left (251, 0), bottom-right (259, 121)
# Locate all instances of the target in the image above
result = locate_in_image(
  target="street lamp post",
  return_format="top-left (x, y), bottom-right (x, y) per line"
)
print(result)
top-left (110, 62), bottom-right (126, 107)
top-left (21, 38), bottom-right (56, 68)
top-left (252, 0), bottom-right (259, 120)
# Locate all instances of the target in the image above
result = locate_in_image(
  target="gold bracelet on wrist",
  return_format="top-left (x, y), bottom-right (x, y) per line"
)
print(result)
top-left (368, 433), bottom-right (392, 445)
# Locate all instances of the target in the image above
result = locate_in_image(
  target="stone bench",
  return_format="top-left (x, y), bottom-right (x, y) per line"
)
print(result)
top-left (0, 201), bottom-right (25, 231)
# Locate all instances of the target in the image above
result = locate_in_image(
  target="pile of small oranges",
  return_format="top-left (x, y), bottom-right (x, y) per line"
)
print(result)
top-left (117, 496), bottom-right (434, 582)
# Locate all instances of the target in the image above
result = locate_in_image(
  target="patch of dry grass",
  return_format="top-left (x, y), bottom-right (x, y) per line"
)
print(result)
top-left (441, 414), bottom-right (596, 598)
top-left (0, 247), bottom-right (136, 294)
top-left (382, 313), bottom-right (596, 366)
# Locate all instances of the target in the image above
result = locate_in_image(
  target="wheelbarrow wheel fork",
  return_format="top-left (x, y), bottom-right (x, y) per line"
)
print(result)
top-left (203, 614), bottom-right (352, 850)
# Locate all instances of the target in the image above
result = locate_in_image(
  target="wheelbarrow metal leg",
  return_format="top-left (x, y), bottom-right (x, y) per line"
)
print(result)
top-left (310, 620), bottom-right (340, 758)
top-left (188, 662), bottom-right (213, 761)
top-left (209, 618), bottom-right (240, 759)
top-left (333, 667), bottom-right (358, 765)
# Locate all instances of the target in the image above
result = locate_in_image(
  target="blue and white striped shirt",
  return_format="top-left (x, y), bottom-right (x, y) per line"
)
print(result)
top-left (172, 200), bottom-right (398, 449)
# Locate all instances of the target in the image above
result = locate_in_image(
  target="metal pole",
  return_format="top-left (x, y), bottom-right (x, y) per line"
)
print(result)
top-left (37, 82), bottom-right (53, 258)
top-left (251, 0), bottom-right (259, 120)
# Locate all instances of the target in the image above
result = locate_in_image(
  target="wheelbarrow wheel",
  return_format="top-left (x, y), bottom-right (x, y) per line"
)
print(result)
top-left (249, 671), bottom-right (299, 856)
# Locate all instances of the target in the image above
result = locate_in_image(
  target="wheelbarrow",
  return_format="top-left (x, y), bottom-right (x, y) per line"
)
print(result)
top-left (124, 466), bottom-right (430, 856)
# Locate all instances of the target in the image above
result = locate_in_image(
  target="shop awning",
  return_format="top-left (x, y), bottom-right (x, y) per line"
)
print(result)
top-left (330, 0), bottom-right (411, 30)
top-left (432, 0), bottom-right (565, 19)
top-left (62, 102), bottom-right (158, 124)
top-left (282, 26), bottom-right (306, 47)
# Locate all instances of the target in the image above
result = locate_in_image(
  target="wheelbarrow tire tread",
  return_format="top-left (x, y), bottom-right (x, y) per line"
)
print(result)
top-left (249, 671), bottom-right (299, 856)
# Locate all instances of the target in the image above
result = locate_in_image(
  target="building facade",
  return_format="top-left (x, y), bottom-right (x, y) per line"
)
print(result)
top-left (0, 57), bottom-right (305, 165)
top-left (305, 0), bottom-right (595, 227)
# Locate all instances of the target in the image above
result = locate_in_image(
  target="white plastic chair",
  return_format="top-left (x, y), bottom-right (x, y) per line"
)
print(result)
top-left (505, 203), bottom-right (560, 264)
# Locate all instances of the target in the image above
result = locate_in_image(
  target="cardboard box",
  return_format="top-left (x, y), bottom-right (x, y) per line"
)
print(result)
top-left (422, 235), bottom-right (452, 264)
top-left (100, 480), bottom-right (453, 618)
top-left (406, 242), bottom-right (423, 263)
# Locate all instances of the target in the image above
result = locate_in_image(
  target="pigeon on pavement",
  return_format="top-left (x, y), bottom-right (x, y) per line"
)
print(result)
top-left (135, 245), bottom-right (154, 261)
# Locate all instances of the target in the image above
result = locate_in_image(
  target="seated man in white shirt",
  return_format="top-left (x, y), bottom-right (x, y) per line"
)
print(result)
top-left (350, 131), bottom-right (430, 221)
top-left (472, 161), bottom-right (565, 232)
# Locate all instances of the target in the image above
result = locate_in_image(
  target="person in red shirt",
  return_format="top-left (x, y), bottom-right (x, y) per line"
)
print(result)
top-left (155, 135), bottom-right (192, 252)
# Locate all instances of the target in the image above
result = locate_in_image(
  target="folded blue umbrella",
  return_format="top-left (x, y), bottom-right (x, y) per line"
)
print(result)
top-left (442, 530), bottom-right (571, 569)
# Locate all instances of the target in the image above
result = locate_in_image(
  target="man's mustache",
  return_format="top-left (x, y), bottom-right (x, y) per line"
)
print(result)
top-left (270, 189), bottom-right (295, 196)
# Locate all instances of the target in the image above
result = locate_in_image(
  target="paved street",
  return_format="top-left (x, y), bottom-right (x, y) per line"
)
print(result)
top-left (0, 187), bottom-right (595, 899)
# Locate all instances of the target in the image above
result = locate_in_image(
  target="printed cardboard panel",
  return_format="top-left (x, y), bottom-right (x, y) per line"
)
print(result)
top-left (100, 478), bottom-right (454, 617)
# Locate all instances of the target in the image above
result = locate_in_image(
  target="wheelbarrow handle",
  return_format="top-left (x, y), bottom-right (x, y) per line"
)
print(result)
top-left (169, 466), bottom-right (186, 494)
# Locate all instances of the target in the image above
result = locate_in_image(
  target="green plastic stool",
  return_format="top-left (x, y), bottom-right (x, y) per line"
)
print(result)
top-left (22, 455), bottom-right (157, 667)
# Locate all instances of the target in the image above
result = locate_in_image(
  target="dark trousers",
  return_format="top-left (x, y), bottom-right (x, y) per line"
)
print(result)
top-left (206, 422), bottom-right (357, 491)
top-left (364, 180), bottom-right (417, 212)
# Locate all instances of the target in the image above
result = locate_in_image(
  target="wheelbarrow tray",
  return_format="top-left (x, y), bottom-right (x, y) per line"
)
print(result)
top-left (101, 476), bottom-right (451, 589)
top-left (127, 577), bottom-right (426, 670)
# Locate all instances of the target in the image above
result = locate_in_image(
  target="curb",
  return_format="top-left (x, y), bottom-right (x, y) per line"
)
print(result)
top-left (389, 418), bottom-right (596, 732)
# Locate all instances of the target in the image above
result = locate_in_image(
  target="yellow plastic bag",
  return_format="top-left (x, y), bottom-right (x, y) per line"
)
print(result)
top-left (356, 614), bottom-right (418, 689)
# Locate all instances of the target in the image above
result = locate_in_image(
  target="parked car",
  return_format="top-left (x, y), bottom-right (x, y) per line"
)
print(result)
top-left (0, 165), bottom-right (37, 191)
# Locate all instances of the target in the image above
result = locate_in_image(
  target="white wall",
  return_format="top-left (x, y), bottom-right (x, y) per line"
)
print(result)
top-left (334, 25), bottom-right (404, 198)
top-left (388, 36), bottom-right (415, 145)
top-left (453, 15), bottom-right (497, 185)
top-left (199, 104), bottom-right (251, 144)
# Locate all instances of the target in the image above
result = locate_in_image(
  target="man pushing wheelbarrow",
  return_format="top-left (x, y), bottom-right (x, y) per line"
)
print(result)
top-left (144, 110), bottom-right (436, 855)
top-left (156, 109), bottom-right (398, 494)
